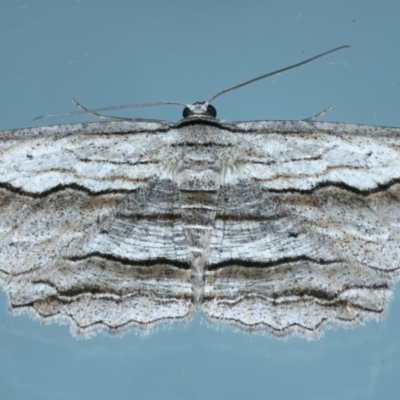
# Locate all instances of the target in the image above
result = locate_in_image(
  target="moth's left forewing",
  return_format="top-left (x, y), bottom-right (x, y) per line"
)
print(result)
top-left (0, 120), bottom-right (195, 338)
top-left (0, 120), bottom-right (174, 194)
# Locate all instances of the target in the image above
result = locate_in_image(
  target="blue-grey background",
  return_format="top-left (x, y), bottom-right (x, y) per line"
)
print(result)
top-left (1, 1), bottom-right (400, 399)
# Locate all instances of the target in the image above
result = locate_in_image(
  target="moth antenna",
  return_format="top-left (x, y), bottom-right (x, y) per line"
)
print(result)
top-left (33, 45), bottom-right (349, 122)
top-left (207, 45), bottom-right (350, 104)
top-left (33, 100), bottom-right (187, 121)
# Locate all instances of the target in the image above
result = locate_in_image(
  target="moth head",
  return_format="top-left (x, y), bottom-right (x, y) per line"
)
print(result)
top-left (182, 102), bottom-right (217, 119)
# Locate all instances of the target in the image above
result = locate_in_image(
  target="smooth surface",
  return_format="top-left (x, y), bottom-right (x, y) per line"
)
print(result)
top-left (1, 1), bottom-right (400, 399)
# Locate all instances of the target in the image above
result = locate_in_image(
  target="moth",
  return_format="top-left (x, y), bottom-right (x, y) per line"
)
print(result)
top-left (1, 46), bottom-right (399, 339)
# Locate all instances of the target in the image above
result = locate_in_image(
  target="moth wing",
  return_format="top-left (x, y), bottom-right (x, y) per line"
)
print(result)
top-left (203, 121), bottom-right (400, 339)
top-left (0, 121), bottom-right (194, 338)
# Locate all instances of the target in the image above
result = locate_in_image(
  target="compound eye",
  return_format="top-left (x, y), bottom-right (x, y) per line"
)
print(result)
top-left (182, 106), bottom-right (191, 118)
top-left (206, 104), bottom-right (217, 118)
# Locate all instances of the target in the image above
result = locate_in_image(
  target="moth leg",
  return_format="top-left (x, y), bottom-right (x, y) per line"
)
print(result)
top-left (303, 105), bottom-right (333, 122)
